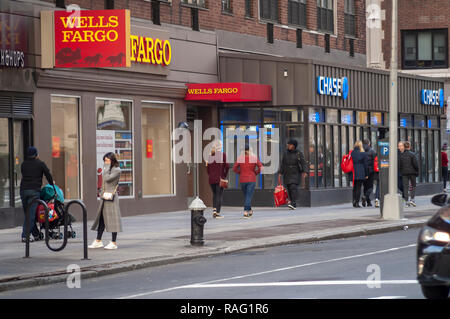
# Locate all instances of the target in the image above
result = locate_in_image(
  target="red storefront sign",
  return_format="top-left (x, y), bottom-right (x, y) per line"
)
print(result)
top-left (53, 9), bottom-right (130, 68)
top-left (185, 83), bottom-right (272, 102)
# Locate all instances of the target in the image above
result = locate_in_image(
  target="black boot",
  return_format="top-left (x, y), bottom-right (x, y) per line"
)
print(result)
top-left (367, 200), bottom-right (372, 207)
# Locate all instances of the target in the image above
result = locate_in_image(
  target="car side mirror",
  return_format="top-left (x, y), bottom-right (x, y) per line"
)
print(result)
top-left (431, 194), bottom-right (448, 207)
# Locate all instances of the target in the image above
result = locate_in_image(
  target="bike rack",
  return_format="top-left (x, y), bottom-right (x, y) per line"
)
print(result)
top-left (24, 198), bottom-right (89, 260)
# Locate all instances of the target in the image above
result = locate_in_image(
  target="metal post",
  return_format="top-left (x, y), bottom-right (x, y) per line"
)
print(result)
top-left (24, 201), bottom-right (30, 258)
top-left (66, 200), bottom-right (89, 260)
top-left (383, 0), bottom-right (404, 220)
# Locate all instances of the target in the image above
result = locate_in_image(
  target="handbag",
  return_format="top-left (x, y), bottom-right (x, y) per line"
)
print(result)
top-left (273, 176), bottom-right (288, 207)
top-left (220, 178), bottom-right (228, 189)
top-left (341, 151), bottom-right (354, 173)
top-left (102, 185), bottom-right (118, 201)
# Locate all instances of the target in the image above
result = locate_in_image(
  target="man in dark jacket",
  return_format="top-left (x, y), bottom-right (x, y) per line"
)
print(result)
top-left (362, 139), bottom-right (377, 207)
top-left (20, 146), bottom-right (54, 242)
top-left (399, 141), bottom-right (419, 207)
top-left (279, 139), bottom-right (307, 210)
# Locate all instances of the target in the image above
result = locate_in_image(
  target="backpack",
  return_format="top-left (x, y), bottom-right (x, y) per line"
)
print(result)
top-left (341, 151), bottom-right (353, 173)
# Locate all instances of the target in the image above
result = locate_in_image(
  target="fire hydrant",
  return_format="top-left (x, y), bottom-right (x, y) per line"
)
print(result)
top-left (189, 197), bottom-right (207, 246)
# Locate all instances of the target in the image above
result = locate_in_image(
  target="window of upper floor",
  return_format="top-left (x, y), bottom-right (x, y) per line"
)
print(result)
top-left (317, 0), bottom-right (334, 33)
top-left (260, 0), bottom-right (278, 22)
top-left (288, 0), bottom-right (307, 27)
top-left (344, 0), bottom-right (356, 37)
top-left (402, 29), bottom-right (448, 69)
top-left (181, 0), bottom-right (206, 8)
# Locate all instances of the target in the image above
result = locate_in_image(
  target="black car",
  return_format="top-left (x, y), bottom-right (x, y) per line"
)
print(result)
top-left (417, 194), bottom-right (450, 299)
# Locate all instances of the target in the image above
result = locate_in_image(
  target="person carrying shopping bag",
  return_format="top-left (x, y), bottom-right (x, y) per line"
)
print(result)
top-left (89, 152), bottom-right (123, 250)
top-left (206, 141), bottom-right (230, 219)
top-left (279, 139), bottom-right (307, 210)
top-left (351, 141), bottom-right (369, 208)
top-left (233, 144), bottom-right (263, 218)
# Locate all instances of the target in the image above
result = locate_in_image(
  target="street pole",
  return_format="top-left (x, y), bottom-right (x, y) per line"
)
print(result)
top-left (383, 0), bottom-right (404, 220)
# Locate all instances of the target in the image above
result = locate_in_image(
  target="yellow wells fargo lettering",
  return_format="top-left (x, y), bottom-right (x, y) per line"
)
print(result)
top-left (60, 16), bottom-right (120, 43)
top-left (130, 35), bottom-right (171, 66)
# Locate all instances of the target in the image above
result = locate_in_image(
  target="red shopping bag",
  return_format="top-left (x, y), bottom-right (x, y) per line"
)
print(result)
top-left (274, 176), bottom-right (288, 207)
top-left (341, 151), bottom-right (353, 174)
top-left (36, 203), bottom-right (58, 224)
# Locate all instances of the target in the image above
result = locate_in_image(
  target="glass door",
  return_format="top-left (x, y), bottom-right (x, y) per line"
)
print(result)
top-left (13, 121), bottom-right (25, 207)
top-left (0, 118), bottom-right (10, 208)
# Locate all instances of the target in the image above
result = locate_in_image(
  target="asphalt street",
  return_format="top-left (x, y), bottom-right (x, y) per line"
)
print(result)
top-left (0, 229), bottom-right (426, 299)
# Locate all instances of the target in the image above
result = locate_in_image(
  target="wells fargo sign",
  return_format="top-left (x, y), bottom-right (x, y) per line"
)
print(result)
top-left (185, 83), bottom-right (272, 103)
top-left (130, 35), bottom-right (171, 66)
top-left (41, 9), bottom-right (131, 68)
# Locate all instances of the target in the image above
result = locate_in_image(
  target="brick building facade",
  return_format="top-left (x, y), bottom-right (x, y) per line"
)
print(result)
top-left (40, 0), bottom-right (367, 66)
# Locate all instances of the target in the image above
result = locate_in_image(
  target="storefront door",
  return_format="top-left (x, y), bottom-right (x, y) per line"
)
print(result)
top-left (0, 118), bottom-right (31, 211)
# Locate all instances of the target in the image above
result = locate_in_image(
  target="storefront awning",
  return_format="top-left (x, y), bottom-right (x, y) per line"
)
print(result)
top-left (185, 82), bottom-right (272, 102)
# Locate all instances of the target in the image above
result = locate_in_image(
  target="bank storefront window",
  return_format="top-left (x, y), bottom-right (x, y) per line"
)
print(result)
top-left (51, 96), bottom-right (81, 200)
top-left (220, 107), bottom-right (305, 190)
top-left (141, 103), bottom-right (174, 196)
top-left (96, 99), bottom-right (133, 197)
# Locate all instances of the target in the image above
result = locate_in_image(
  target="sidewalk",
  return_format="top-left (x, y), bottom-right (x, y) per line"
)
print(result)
top-left (0, 195), bottom-right (437, 292)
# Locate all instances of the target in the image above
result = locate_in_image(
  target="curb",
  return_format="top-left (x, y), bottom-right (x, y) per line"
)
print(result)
top-left (0, 218), bottom-right (428, 293)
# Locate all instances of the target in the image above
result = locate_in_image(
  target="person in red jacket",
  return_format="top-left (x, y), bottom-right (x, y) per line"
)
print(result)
top-left (206, 141), bottom-right (229, 219)
top-left (233, 144), bottom-right (263, 218)
top-left (442, 143), bottom-right (448, 192)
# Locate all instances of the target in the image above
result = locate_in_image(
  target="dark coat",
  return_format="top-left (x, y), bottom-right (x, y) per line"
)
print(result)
top-left (363, 144), bottom-right (377, 175)
top-left (399, 150), bottom-right (419, 176)
top-left (206, 151), bottom-right (230, 185)
top-left (280, 149), bottom-right (307, 185)
top-left (351, 147), bottom-right (369, 181)
top-left (91, 165), bottom-right (123, 233)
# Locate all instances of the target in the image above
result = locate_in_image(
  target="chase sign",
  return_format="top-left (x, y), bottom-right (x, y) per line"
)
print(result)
top-left (421, 89), bottom-right (444, 107)
top-left (317, 76), bottom-right (349, 100)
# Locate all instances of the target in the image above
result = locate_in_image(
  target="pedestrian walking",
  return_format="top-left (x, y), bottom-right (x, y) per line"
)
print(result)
top-left (361, 139), bottom-right (377, 207)
top-left (351, 141), bottom-right (369, 208)
top-left (206, 141), bottom-right (229, 219)
top-left (20, 146), bottom-right (54, 242)
top-left (232, 145), bottom-right (263, 218)
top-left (373, 155), bottom-right (380, 208)
top-left (397, 141), bottom-right (404, 194)
top-left (279, 139), bottom-right (307, 210)
top-left (399, 141), bottom-right (419, 207)
top-left (441, 143), bottom-right (448, 192)
top-left (89, 152), bottom-right (123, 250)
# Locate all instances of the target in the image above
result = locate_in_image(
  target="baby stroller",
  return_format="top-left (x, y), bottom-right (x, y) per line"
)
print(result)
top-left (35, 184), bottom-right (76, 240)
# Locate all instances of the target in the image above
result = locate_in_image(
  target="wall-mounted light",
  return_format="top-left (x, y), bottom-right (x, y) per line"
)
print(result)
top-left (283, 69), bottom-right (288, 77)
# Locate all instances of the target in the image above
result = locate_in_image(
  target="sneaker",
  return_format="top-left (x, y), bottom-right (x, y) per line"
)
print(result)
top-left (374, 199), bottom-right (380, 208)
top-left (213, 212), bottom-right (224, 219)
top-left (405, 201), bottom-right (411, 208)
top-left (104, 242), bottom-right (117, 250)
top-left (361, 196), bottom-right (367, 207)
top-left (21, 237), bottom-right (34, 243)
top-left (88, 240), bottom-right (104, 249)
top-left (243, 211), bottom-right (252, 219)
top-left (409, 200), bottom-right (416, 207)
top-left (287, 203), bottom-right (296, 210)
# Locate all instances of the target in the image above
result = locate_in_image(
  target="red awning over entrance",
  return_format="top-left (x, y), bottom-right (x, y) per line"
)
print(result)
top-left (185, 82), bottom-right (272, 102)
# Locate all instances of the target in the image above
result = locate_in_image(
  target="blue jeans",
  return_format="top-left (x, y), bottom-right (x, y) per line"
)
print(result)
top-left (241, 182), bottom-right (256, 211)
top-left (20, 189), bottom-right (41, 238)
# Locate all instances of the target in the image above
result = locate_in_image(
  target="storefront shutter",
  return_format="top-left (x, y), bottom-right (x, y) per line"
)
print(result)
top-left (0, 95), bottom-right (12, 117)
top-left (12, 96), bottom-right (32, 117)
